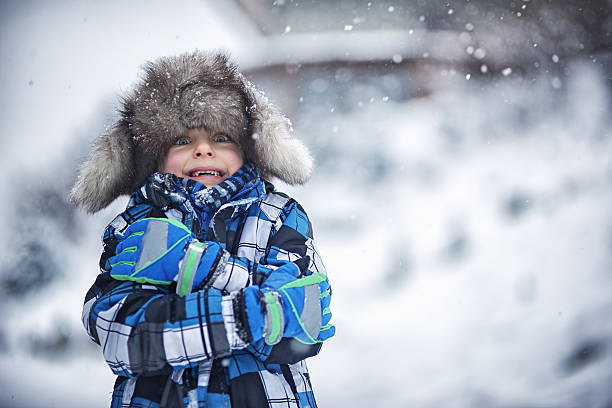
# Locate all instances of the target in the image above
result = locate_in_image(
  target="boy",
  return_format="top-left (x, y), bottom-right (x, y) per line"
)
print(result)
top-left (71, 51), bottom-right (335, 408)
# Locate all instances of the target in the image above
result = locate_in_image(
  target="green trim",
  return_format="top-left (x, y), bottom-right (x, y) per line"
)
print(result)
top-left (178, 242), bottom-right (204, 296)
top-left (127, 231), bottom-right (144, 239)
top-left (293, 336), bottom-right (322, 345)
top-left (264, 292), bottom-right (282, 344)
top-left (293, 323), bottom-right (333, 345)
top-left (279, 273), bottom-right (326, 290)
top-left (322, 307), bottom-right (331, 315)
top-left (189, 241), bottom-right (206, 250)
top-left (320, 289), bottom-right (331, 299)
top-left (111, 274), bottom-right (172, 285)
top-left (118, 246), bottom-right (138, 255)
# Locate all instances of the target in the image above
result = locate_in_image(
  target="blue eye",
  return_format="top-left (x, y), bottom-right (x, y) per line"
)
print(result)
top-left (175, 137), bottom-right (190, 146)
top-left (214, 134), bottom-right (230, 143)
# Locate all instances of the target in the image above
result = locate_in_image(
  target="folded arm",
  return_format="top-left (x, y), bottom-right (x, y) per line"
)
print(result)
top-left (83, 273), bottom-right (247, 377)
top-left (82, 198), bottom-right (334, 377)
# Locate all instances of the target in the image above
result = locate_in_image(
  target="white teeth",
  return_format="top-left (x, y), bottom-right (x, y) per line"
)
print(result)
top-left (192, 170), bottom-right (221, 177)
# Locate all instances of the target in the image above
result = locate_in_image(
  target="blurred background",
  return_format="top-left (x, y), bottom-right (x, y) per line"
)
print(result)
top-left (1, 0), bottom-right (611, 407)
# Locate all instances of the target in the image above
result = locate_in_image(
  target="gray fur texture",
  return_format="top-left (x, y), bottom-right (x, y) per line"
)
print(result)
top-left (70, 51), bottom-right (312, 213)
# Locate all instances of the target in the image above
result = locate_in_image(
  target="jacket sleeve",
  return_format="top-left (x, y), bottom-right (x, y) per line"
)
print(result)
top-left (82, 271), bottom-right (247, 378)
top-left (81, 197), bottom-right (330, 377)
top-left (82, 205), bottom-right (246, 378)
top-left (208, 197), bottom-right (330, 365)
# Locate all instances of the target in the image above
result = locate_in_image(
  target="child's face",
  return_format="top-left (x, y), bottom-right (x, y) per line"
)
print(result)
top-left (160, 128), bottom-right (244, 187)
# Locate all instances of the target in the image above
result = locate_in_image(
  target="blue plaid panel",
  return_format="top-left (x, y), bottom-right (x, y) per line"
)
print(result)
top-left (129, 397), bottom-right (160, 408)
top-left (227, 349), bottom-right (267, 378)
top-left (279, 202), bottom-right (312, 240)
top-left (155, 290), bottom-right (231, 370)
top-left (104, 203), bottom-right (153, 241)
top-left (110, 377), bottom-right (129, 408)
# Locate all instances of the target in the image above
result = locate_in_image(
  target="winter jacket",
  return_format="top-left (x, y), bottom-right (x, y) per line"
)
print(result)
top-left (82, 164), bottom-right (329, 407)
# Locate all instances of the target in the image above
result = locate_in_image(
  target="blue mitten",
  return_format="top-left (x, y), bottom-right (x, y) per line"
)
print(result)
top-left (243, 265), bottom-right (335, 345)
top-left (109, 218), bottom-right (228, 296)
top-left (316, 277), bottom-right (335, 342)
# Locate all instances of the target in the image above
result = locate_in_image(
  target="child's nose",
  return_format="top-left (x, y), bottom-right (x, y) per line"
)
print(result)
top-left (193, 140), bottom-right (214, 158)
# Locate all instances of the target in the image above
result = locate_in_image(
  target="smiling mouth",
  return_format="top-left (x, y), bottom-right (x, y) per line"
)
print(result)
top-left (189, 169), bottom-right (223, 177)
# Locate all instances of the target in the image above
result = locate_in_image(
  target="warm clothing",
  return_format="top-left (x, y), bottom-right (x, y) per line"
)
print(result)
top-left (82, 164), bottom-right (330, 407)
top-left (73, 50), bottom-right (330, 407)
top-left (70, 52), bottom-right (312, 213)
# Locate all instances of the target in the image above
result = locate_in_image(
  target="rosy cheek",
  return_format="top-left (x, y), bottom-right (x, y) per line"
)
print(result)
top-left (161, 150), bottom-right (184, 176)
top-left (229, 150), bottom-right (244, 172)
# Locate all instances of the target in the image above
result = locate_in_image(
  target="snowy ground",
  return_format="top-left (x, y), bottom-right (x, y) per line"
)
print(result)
top-left (1, 2), bottom-right (612, 408)
top-left (301, 64), bottom-right (612, 408)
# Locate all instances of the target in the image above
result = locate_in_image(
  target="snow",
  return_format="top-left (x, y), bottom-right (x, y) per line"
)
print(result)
top-left (300, 64), bottom-right (612, 408)
top-left (1, 1), bottom-right (611, 407)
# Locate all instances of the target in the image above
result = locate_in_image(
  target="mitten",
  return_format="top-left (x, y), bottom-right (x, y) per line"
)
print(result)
top-left (243, 265), bottom-right (335, 345)
top-left (109, 218), bottom-right (228, 295)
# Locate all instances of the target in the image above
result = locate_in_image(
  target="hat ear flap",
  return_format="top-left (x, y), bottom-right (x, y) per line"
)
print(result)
top-left (243, 79), bottom-right (313, 185)
top-left (70, 122), bottom-right (136, 213)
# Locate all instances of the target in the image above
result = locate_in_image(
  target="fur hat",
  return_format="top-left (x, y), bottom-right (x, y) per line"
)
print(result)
top-left (70, 51), bottom-right (312, 213)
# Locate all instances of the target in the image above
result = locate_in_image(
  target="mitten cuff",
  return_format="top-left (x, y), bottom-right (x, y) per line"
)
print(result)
top-left (241, 287), bottom-right (285, 346)
top-left (176, 241), bottom-right (205, 296)
top-left (221, 292), bottom-right (249, 350)
top-left (178, 241), bottom-right (230, 296)
top-left (232, 289), bottom-right (254, 345)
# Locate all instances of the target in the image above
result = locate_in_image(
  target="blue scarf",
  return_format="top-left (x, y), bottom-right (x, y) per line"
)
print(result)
top-left (127, 163), bottom-right (263, 238)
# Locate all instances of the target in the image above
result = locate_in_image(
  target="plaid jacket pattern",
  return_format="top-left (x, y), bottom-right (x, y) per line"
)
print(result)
top-left (82, 168), bottom-right (329, 407)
